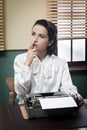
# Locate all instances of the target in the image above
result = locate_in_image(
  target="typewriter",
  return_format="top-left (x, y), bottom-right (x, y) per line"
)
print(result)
top-left (24, 92), bottom-right (78, 119)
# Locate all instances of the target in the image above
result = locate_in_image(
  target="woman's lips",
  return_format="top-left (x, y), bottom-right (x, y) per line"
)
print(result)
top-left (33, 43), bottom-right (38, 49)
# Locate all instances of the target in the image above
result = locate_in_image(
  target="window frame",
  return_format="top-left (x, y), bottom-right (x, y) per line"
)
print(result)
top-left (46, 0), bottom-right (87, 72)
top-left (68, 39), bottom-right (87, 72)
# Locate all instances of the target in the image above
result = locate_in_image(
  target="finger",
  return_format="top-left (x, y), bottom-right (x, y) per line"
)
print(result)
top-left (28, 43), bottom-right (34, 49)
top-left (77, 96), bottom-right (83, 106)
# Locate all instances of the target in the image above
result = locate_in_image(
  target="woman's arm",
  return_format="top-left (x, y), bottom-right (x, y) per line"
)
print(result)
top-left (14, 53), bottom-right (32, 101)
top-left (60, 60), bottom-right (83, 105)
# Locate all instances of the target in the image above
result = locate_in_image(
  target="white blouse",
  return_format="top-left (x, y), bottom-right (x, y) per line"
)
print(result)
top-left (14, 53), bottom-right (78, 102)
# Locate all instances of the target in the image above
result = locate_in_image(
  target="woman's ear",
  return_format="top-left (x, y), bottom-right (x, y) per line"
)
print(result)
top-left (48, 40), bottom-right (54, 46)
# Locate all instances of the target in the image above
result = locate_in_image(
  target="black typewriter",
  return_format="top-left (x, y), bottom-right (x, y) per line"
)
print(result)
top-left (24, 92), bottom-right (78, 119)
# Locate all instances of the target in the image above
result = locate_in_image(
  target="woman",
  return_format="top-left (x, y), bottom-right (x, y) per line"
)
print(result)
top-left (14, 19), bottom-right (83, 105)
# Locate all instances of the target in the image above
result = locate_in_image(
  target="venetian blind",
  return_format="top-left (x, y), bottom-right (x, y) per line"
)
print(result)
top-left (0, 0), bottom-right (5, 50)
top-left (47, 0), bottom-right (87, 40)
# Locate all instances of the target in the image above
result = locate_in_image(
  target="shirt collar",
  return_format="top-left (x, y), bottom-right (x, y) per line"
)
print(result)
top-left (32, 55), bottom-right (50, 74)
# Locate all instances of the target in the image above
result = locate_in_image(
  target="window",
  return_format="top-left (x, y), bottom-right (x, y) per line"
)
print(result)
top-left (0, 0), bottom-right (5, 51)
top-left (47, 0), bottom-right (87, 71)
top-left (58, 39), bottom-right (85, 62)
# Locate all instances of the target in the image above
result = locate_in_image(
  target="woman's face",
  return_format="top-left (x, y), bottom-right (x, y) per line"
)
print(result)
top-left (30, 24), bottom-right (51, 54)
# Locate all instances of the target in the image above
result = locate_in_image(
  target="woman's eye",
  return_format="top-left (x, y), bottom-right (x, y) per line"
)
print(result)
top-left (31, 32), bottom-right (35, 36)
top-left (39, 35), bottom-right (45, 38)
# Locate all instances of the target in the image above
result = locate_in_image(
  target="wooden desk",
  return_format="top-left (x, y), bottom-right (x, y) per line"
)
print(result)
top-left (0, 106), bottom-right (13, 130)
top-left (0, 99), bottom-right (87, 130)
top-left (19, 105), bottom-right (87, 130)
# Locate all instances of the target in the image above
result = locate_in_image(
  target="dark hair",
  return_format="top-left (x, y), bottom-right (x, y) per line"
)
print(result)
top-left (33, 19), bottom-right (57, 56)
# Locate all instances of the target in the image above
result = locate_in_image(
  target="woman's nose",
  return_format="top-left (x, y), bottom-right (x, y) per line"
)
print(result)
top-left (33, 35), bottom-right (38, 42)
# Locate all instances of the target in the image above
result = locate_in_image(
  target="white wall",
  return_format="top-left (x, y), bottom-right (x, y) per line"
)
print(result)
top-left (5, 0), bottom-right (46, 50)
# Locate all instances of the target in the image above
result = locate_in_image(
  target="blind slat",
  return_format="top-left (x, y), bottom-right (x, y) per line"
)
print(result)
top-left (47, 0), bottom-right (87, 40)
top-left (0, 0), bottom-right (5, 50)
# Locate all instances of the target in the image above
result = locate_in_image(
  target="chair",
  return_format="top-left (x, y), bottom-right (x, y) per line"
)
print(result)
top-left (6, 77), bottom-right (16, 104)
